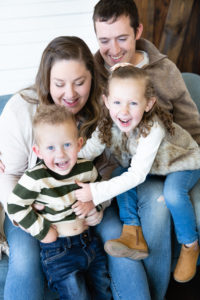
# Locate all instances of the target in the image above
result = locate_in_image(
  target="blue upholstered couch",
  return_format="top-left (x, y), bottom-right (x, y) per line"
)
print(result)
top-left (0, 73), bottom-right (199, 299)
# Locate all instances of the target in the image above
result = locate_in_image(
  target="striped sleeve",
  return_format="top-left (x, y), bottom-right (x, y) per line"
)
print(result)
top-left (7, 170), bottom-right (51, 240)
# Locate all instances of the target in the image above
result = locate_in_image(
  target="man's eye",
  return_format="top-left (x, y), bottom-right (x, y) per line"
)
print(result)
top-left (100, 39), bottom-right (108, 44)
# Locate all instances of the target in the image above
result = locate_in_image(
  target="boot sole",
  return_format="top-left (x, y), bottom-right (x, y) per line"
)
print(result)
top-left (104, 241), bottom-right (149, 260)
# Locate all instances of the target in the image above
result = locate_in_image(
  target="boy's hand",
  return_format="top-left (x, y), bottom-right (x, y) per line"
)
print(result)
top-left (41, 225), bottom-right (58, 243)
top-left (72, 200), bottom-right (95, 218)
top-left (75, 181), bottom-right (93, 202)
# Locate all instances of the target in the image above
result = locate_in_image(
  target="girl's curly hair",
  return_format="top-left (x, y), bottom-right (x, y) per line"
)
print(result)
top-left (98, 65), bottom-right (174, 147)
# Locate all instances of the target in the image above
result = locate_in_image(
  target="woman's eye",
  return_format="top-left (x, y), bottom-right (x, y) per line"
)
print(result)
top-left (130, 101), bottom-right (137, 106)
top-left (64, 143), bottom-right (71, 148)
top-left (75, 81), bottom-right (84, 86)
top-left (47, 146), bottom-right (54, 151)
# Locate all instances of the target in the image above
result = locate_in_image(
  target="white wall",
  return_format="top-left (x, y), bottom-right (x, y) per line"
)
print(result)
top-left (0, 0), bottom-right (99, 95)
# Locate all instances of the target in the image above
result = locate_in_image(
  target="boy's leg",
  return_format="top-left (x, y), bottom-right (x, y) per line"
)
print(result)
top-left (86, 235), bottom-right (112, 300)
top-left (40, 238), bottom-right (90, 300)
top-left (4, 215), bottom-right (44, 300)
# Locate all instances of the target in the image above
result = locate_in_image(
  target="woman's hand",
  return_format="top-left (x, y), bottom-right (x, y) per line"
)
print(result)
top-left (75, 180), bottom-right (93, 202)
top-left (85, 208), bottom-right (103, 226)
top-left (72, 200), bottom-right (95, 218)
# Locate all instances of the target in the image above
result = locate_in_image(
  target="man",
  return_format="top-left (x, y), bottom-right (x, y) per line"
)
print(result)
top-left (92, 1), bottom-right (200, 300)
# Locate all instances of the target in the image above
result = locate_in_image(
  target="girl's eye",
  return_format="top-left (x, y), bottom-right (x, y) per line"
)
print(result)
top-left (114, 100), bottom-right (120, 105)
top-left (64, 143), bottom-right (71, 149)
top-left (47, 146), bottom-right (55, 151)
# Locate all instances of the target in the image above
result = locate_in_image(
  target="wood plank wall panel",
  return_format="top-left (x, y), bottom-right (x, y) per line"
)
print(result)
top-left (0, 0), bottom-right (99, 95)
top-left (135, 0), bottom-right (200, 75)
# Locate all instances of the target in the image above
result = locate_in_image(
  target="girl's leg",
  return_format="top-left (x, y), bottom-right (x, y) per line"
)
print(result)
top-left (163, 170), bottom-right (200, 283)
top-left (4, 215), bottom-right (44, 300)
top-left (137, 175), bottom-right (171, 300)
top-left (163, 170), bottom-right (200, 244)
top-left (188, 179), bottom-right (200, 241)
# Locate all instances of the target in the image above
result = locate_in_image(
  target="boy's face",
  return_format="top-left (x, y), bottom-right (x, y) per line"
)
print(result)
top-left (33, 120), bottom-right (83, 175)
top-left (104, 77), bottom-right (155, 134)
top-left (95, 15), bottom-right (142, 67)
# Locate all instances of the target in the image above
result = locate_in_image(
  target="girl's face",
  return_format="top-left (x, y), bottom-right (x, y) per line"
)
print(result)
top-left (104, 77), bottom-right (155, 135)
top-left (50, 59), bottom-right (92, 115)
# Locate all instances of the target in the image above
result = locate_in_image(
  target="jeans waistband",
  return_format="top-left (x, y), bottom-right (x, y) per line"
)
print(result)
top-left (40, 228), bottom-right (93, 249)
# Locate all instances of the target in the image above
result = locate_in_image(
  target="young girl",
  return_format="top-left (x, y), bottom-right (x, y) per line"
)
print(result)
top-left (76, 63), bottom-right (200, 283)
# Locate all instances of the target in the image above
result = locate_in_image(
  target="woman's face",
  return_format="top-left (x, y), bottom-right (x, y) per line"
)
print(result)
top-left (50, 59), bottom-right (92, 115)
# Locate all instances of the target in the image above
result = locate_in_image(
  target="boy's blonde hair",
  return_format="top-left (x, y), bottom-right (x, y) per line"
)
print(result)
top-left (33, 104), bottom-right (78, 143)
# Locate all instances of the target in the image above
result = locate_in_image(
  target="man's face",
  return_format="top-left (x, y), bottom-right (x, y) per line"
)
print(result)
top-left (95, 15), bottom-right (142, 67)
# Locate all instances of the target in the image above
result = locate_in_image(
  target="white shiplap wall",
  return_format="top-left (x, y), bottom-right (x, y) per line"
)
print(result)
top-left (0, 0), bottom-right (99, 95)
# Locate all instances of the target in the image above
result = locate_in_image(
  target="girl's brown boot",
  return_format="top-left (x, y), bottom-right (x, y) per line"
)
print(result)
top-left (174, 242), bottom-right (200, 283)
top-left (104, 224), bottom-right (149, 260)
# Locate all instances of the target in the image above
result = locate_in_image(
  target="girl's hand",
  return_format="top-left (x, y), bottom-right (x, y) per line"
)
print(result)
top-left (75, 181), bottom-right (93, 202)
top-left (72, 200), bottom-right (95, 218)
top-left (41, 225), bottom-right (58, 243)
top-left (85, 208), bottom-right (103, 226)
top-left (0, 159), bottom-right (5, 173)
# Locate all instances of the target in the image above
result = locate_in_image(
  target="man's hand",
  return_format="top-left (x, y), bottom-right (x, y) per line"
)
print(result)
top-left (40, 225), bottom-right (58, 243)
top-left (72, 200), bottom-right (95, 218)
top-left (75, 180), bottom-right (93, 202)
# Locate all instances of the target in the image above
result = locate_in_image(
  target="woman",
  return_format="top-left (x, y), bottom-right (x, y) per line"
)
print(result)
top-left (0, 36), bottom-right (103, 300)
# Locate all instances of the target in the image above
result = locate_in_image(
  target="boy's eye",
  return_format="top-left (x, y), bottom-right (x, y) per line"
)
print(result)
top-left (64, 143), bottom-right (71, 148)
top-left (47, 146), bottom-right (55, 151)
top-left (130, 101), bottom-right (137, 106)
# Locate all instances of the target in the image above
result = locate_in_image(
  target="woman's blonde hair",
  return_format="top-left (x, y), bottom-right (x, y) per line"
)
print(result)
top-left (98, 65), bottom-right (174, 146)
top-left (20, 36), bottom-right (102, 142)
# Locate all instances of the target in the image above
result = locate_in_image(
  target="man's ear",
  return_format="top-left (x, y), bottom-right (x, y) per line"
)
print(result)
top-left (145, 97), bottom-right (156, 112)
top-left (32, 144), bottom-right (42, 159)
top-left (135, 23), bottom-right (143, 40)
top-left (77, 137), bottom-right (84, 152)
top-left (102, 94), bottom-right (110, 109)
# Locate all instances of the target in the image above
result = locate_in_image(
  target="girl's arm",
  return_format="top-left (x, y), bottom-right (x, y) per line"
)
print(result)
top-left (78, 128), bottom-right (106, 160)
top-left (76, 123), bottom-right (165, 205)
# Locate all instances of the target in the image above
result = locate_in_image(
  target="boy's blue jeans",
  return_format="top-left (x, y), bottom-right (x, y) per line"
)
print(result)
top-left (116, 167), bottom-right (200, 244)
top-left (40, 228), bottom-right (112, 300)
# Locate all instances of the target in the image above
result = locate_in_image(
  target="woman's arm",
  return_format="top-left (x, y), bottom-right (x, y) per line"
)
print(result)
top-left (0, 94), bottom-right (37, 209)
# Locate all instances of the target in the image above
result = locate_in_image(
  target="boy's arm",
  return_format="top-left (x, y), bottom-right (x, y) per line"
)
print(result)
top-left (7, 172), bottom-right (51, 241)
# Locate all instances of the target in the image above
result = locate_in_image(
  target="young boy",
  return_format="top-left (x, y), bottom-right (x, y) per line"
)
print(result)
top-left (7, 104), bottom-right (112, 300)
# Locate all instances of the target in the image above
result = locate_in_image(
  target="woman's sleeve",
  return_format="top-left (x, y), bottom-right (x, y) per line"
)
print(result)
top-left (0, 95), bottom-right (35, 208)
top-left (90, 124), bottom-right (165, 205)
